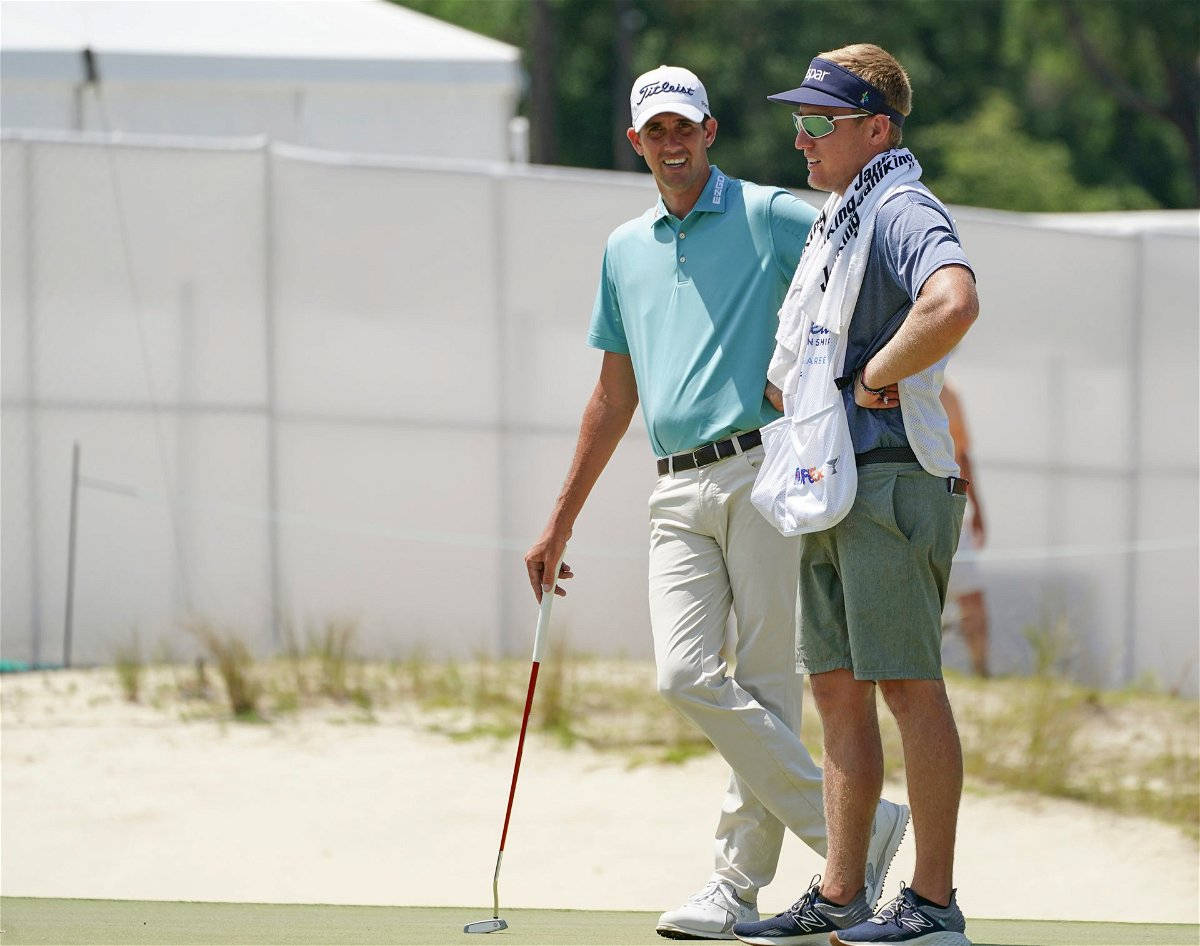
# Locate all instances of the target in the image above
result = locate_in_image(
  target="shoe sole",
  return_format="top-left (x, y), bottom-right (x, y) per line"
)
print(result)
top-left (735, 931), bottom-right (839, 945)
top-left (865, 802), bottom-right (910, 910)
top-left (831, 932), bottom-right (970, 946)
top-left (656, 925), bottom-right (736, 940)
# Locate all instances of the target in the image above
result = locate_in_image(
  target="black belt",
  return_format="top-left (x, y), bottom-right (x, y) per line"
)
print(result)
top-left (855, 446), bottom-right (969, 495)
top-left (856, 446), bottom-right (919, 466)
top-left (657, 430), bottom-right (762, 475)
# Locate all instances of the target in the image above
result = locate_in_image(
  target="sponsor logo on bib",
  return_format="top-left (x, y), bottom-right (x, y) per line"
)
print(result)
top-left (795, 456), bottom-right (840, 485)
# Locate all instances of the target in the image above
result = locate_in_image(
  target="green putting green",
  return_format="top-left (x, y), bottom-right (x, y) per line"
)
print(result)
top-left (1, 899), bottom-right (1196, 946)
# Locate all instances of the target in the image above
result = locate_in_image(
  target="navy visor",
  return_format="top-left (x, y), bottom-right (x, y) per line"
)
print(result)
top-left (768, 57), bottom-right (905, 126)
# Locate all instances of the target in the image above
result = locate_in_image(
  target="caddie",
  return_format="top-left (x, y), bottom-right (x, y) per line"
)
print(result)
top-left (524, 64), bottom-right (909, 941)
top-left (733, 43), bottom-right (979, 946)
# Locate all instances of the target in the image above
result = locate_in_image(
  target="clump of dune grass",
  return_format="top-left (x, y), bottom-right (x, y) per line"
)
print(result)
top-left (279, 619), bottom-right (309, 705)
top-left (960, 618), bottom-right (1085, 794)
top-left (398, 647), bottom-right (430, 703)
top-left (949, 618), bottom-right (1199, 838)
top-left (113, 632), bottom-right (143, 703)
top-left (273, 619), bottom-right (373, 716)
top-left (188, 623), bottom-right (263, 720)
top-left (310, 619), bottom-right (367, 705)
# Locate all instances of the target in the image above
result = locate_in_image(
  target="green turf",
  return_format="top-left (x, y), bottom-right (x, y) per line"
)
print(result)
top-left (0, 899), bottom-right (1196, 946)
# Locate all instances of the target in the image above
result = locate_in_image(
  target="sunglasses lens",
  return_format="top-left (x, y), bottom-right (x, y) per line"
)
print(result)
top-left (797, 115), bottom-right (835, 138)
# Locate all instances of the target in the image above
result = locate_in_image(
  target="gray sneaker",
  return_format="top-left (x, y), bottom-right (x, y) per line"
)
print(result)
top-left (832, 884), bottom-right (970, 945)
top-left (657, 880), bottom-right (758, 940)
top-left (865, 799), bottom-right (909, 910)
top-left (733, 875), bottom-right (871, 945)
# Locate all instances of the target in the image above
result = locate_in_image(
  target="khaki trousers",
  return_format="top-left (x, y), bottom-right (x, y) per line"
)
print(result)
top-left (648, 445), bottom-right (827, 901)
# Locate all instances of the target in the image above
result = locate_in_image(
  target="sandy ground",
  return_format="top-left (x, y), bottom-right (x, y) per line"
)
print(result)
top-left (1, 670), bottom-right (1197, 926)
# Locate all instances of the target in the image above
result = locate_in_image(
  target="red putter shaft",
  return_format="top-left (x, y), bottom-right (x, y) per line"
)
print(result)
top-left (499, 660), bottom-right (540, 853)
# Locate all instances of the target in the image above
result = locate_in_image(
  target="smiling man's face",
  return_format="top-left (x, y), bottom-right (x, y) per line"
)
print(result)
top-left (627, 112), bottom-right (717, 209)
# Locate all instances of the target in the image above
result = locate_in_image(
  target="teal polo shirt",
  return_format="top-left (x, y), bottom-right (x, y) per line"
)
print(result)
top-left (588, 165), bottom-right (818, 458)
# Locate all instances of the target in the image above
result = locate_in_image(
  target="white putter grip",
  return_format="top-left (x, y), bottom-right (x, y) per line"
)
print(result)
top-left (531, 556), bottom-right (562, 662)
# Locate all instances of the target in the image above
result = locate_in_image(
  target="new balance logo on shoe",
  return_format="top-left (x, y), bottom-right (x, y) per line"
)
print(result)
top-left (897, 912), bottom-right (934, 933)
top-left (791, 905), bottom-right (827, 933)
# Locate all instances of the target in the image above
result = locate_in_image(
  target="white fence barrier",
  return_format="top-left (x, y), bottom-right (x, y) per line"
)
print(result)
top-left (2, 131), bottom-right (1196, 695)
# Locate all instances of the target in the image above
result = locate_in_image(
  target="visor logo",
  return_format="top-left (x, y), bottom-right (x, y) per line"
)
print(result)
top-left (805, 67), bottom-right (830, 82)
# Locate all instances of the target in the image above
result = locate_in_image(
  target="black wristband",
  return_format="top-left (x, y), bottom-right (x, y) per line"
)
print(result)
top-left (857, 370), bottom-right (888, 395)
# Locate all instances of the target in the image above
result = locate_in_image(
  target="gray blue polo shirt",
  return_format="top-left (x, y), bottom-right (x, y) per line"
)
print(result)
top-left (588, 166), bottom-right (817, 458)
top-left (844, 187), bottom-right (974, 470)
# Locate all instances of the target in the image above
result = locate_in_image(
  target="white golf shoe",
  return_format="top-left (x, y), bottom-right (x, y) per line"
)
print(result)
top-left (657, 880), bottom-right (758, 940)
top-left (865, 799), bottom-right (910, 910)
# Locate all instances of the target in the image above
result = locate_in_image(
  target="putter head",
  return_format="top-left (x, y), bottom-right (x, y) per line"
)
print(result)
top-left (464, 918), bottom-right (508, 934)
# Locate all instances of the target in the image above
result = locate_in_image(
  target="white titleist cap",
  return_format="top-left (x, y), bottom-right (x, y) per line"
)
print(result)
top-left (630, 65), bottom-right (710, 133)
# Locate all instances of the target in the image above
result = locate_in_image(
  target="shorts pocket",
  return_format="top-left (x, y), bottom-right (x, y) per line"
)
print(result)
top-left (890, 472), bottom-right (919, 542)
top-left (891, 470), bottom-right (961, 548)
top-left (856, 469), bottom-right (904, 539)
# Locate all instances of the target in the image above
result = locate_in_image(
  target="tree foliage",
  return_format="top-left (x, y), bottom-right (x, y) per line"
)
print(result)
top-left (395, 0), bottom-right (1198, 211)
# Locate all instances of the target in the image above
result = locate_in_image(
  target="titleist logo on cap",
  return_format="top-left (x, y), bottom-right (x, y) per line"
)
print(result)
top-left (630, 65), bottom-right (710, 132)
top-left (635, 80), bottom-right (697, 107)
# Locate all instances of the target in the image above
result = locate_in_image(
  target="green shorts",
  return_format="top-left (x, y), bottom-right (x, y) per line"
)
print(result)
top-left (797, 462), bottom-right (966, 681)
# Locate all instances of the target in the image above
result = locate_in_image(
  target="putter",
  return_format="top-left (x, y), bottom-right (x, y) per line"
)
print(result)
top-left (464, 561), bottom-right (562, 935)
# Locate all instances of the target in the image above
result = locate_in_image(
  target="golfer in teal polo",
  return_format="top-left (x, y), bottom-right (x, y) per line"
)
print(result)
top-left (524, 66), bottom-right (909, 940)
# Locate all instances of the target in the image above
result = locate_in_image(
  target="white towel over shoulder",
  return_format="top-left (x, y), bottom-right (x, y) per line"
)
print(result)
top-left (769, 148), bottom-right (923, 404)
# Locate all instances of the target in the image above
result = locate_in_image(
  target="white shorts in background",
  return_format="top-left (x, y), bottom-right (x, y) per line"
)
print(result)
top-left (948, 503), bottom-right (982, 598)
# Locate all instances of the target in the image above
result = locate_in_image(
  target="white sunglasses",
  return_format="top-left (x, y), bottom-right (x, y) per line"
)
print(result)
top-left (792, 111), bottom-right (872, 138)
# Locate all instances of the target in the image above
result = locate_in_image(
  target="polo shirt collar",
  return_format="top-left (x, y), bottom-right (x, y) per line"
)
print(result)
top-left (652, 165), bottom-right (730, 224)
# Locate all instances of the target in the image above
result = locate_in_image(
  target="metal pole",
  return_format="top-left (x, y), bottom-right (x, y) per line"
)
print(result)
top-left (24, 139), bottom-right (45, 665)
top-left (263, 142), bottom-right (282, 649)
top-left (1122, 234), bottom-right (1147, 686)
top-left (176, 281), bottom-right (195, 621)
top-left (63, 441), bottom-right (81, 668)
top-left (491, 173), bottom-right (512, 657)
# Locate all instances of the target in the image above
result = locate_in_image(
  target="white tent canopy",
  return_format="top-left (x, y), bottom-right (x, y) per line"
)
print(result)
top-left (0, 1), bottom-right (524, 159)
